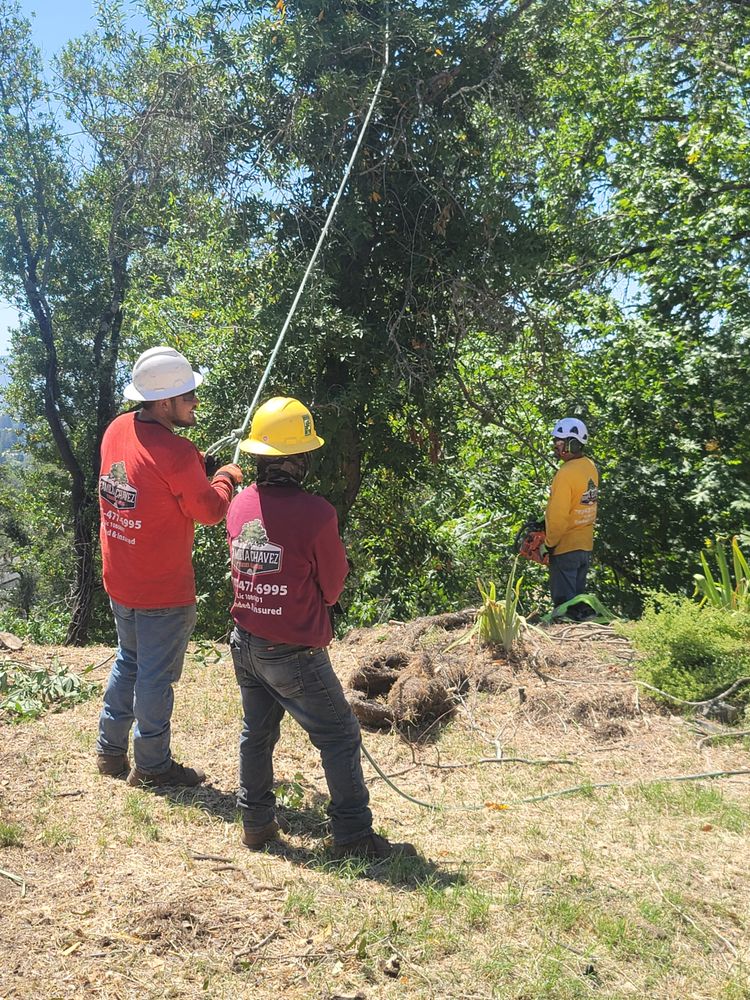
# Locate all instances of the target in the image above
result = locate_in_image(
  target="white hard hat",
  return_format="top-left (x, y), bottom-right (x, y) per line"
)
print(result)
top-left (552, 417), bottom-right (589, 444)
top-left (123, 346), bottom-right (204, 401)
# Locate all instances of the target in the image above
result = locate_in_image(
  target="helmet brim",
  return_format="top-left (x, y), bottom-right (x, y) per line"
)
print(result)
top-left (239, 434), bottom-right (325, 456)
top-left (123, 370), bottom-right (204, 402)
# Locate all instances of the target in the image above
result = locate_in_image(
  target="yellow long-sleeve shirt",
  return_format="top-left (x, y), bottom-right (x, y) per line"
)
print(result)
top-left (545, 456), bottom-right (599, 554)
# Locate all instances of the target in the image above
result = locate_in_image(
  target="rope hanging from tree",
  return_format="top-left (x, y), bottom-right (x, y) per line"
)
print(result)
top-left (205, 8), bottom-right (391, 462)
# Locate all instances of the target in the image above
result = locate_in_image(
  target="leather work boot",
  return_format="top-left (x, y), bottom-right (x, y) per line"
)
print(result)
top-left (96, 753), bottom-right (130, 778)
top-left (331, 832), bottom-right (418, 861)
top-left (126, 760), bottom-right (206, 788)
top-left (242, 814), bottom-right (291, 850)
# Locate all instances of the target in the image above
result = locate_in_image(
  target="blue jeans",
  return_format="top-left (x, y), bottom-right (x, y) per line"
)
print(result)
top-left (97, 600), bottom-right (197, 774)
top-left (549, 550), bottom-right (592, 611)
top-left (230, 626), bottom-right (373, 845)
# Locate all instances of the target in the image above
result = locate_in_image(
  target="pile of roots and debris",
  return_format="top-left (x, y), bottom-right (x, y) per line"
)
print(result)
top-left (341, 613), bottom-right (647, 739)
top-left (347, 651), bottom-right (458, 735)
top-left (342, 609), bottom-right (520, 733)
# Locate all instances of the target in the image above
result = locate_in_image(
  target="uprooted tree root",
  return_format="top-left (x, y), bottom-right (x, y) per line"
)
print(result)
top-left (348, 651), bottom-right (458, 736)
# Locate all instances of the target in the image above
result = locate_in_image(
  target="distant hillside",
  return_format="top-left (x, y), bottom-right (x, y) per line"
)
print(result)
top-left (0, 357), bottom-right (24, 461)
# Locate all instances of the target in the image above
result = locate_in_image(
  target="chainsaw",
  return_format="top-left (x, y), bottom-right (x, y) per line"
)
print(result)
top-left (513, 518), bottom-right (549, 566)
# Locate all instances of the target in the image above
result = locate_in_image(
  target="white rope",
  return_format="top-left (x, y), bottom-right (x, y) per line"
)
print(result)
top-left (206, 10), bottom-right (391, 461)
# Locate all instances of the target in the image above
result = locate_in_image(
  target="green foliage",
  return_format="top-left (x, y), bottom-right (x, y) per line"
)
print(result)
top-left (0, 461), bottom-right (113, 644)
top-left (2, 0), bottom-right (750, 640)
top-left (0, 607), bottom-right (69, 646)
top-left (193, 522), bottom-right (234, 640)
top-left (476, 572), bottom-right (524, 654)
top-left (275, 773), bottom-right (306, 812)
top-left (0, 659), bottom-right (99, 722)
top-left (448, 560), bottom-right (525, 655)
top-left (622, 595), bottom-right (750, 706)
top-left (191, 638), bottom-right (224, 666)
top-left (694, 537), bottom-right (750, 613)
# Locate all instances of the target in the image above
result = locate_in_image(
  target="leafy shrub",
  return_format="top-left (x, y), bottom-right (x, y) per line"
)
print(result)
top-left (0, 660), bottom-right (99, 722)
top-left (620, 595), bottom-right (750, 706)
top-left (448, 561), bottom-right (526, 655)
top-left (475, 577), bottom-right (523, 653)
top-left (0, 606), bottom-right (70, 645)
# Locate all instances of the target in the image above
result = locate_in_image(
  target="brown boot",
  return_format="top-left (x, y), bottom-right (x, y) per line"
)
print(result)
top-left (242, 814), bottom-right (290, 850)
top-left (331, 832), bottom-right (417, 861)
top-left (126, 760), bottom-right (206, 788)
top-left (96, 753), bottom-right (130, 778)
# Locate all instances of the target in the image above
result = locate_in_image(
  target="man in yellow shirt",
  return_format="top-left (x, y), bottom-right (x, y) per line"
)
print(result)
top-left (545, 417), bottom-right (599, 618)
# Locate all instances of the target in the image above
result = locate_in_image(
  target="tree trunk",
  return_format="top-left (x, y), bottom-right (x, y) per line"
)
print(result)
top-left (16, 221), bottom-right (125, 645)
top-left (318, 407), bottom-right (362, 529)
top-left (65, 490), bottom-right (97, 645)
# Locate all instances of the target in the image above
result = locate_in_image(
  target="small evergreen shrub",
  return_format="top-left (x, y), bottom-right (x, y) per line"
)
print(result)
top-left (620, 595), bottom-right (750, 706)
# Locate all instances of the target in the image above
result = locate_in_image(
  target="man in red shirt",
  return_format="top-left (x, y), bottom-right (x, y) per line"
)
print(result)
top-left (227, 396), bottom-right (416, 860)
top-left (96, 346), bottom-right (242, 787)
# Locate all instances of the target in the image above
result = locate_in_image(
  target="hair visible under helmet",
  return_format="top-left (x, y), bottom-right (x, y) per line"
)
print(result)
top-left (239, 396), bottom-right (324, 487)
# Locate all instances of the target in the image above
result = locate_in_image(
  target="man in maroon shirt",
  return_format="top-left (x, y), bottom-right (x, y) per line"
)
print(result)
top-left (96, 346), bottom-right (242, 787)
top-left (227, 396), bottom-right (416, 860)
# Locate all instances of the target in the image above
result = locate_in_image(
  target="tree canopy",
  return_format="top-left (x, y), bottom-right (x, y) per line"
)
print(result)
top-left (0, 0), bottom-right (748, 641)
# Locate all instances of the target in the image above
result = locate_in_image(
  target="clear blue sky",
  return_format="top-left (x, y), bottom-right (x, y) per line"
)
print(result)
top-left (19, 0), bottom-right (101, 57)
top-left (0, 0), bottom-right (144, 354)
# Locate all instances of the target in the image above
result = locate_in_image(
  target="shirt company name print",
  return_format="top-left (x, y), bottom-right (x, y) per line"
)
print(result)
top-left (232, 520), bottom-right (286, 615)
top-left (99, 461), bottom-right (141, 544)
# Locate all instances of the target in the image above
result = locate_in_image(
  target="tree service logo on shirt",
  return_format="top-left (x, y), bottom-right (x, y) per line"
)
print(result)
top-left (232, 519), bottom-right (283, 575)
top-left (580, 479), bottom-right (599, 505)
top-left (99, 461), bottom-right (138, 510)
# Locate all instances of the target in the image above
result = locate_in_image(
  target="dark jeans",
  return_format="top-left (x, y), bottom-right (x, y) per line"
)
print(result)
top-left (549, 549), bottom-right (592, 611)
top-left (229, 626), bottom-right (373, 845)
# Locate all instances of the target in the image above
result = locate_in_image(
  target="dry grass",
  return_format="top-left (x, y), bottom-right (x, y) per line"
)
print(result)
top-left (1, 623), bottom-right (749, 999)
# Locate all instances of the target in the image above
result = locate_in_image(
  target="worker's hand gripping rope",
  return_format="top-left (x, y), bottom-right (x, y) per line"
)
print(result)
top-left (211, 464), bottom-right (243, 488)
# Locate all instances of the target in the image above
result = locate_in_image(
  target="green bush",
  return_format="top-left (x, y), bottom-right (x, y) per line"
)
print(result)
top-left (0, 606), bottom-right (70, 645)
top-left (694, 536), bottom-right (750, 612)
top-left (620, 595), bottom-right (750, 706)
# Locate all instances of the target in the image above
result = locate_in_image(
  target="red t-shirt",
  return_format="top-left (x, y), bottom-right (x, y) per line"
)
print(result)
top-left (99, 412), bottom-right (233, 608)
top-left (226, 483), bottom-right (348, 648)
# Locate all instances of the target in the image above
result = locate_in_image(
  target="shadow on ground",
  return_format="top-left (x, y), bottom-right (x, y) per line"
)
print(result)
top-left (148, 781), bottom-right (464, 891)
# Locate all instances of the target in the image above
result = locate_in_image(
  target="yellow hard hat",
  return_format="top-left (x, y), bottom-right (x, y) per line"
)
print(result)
top-left (240, 396), bottom-right (325, 456)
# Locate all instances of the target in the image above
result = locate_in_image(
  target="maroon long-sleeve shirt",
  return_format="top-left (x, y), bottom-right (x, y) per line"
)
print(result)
top-left (226, 483), bottom-right (348, 648)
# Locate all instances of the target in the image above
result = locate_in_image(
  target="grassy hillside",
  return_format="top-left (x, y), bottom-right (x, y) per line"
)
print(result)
top-left (1, 622), bottom-right (749, 999)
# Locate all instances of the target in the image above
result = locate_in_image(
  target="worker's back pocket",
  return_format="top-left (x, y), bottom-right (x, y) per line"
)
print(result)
top-left (251, 644), bottom-right (305, 699)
